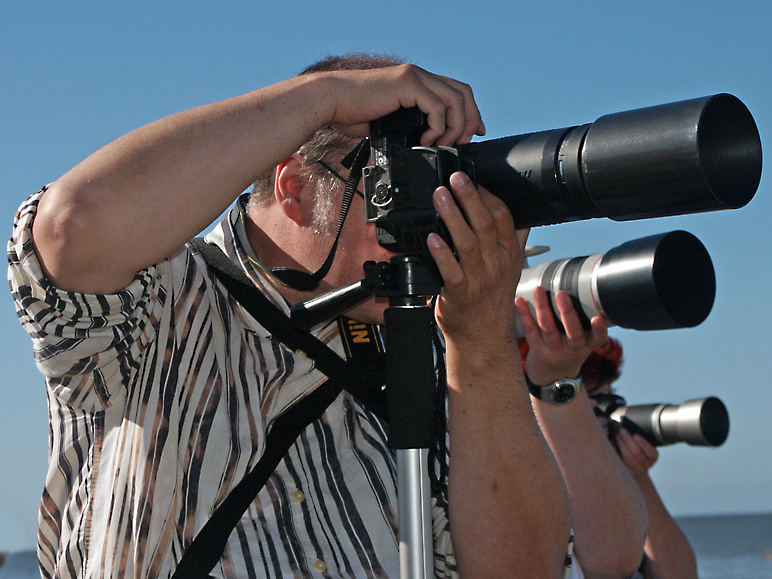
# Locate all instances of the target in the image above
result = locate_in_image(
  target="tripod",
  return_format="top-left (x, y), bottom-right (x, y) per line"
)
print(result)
top-left (292, 253), bottom-right (442, 578)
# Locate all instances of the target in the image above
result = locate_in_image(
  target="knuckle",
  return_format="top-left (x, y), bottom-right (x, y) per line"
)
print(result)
top-left (426, 100), bottom-right (446, 115)
top-left (397, 63), bottom-right (421, 78)
top-left (447, 86), bottom-right (464, 104)
top-left (457, 80), bottom-right (473, 94)
top-left (454, 238), bottom-right (478, 256)
top-left (443, 274), bottom-right (465, 290)
top-left (491, 200), bottom-right (512, 221)
top-left (540, 325), bottom-right (558, 338)
top-left (476, 212), bottom-right (495, 231)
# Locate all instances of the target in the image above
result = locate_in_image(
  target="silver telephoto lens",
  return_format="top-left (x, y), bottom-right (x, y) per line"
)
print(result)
top-left (514, 230), bottom-right (715, 335)
top-left (610, 397), bottom-right (729, 447)
top-left (514, 253), bottom-right (603, 336)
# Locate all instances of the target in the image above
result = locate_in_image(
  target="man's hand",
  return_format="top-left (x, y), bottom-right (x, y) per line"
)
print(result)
top-left (428, 172), bottom-right (572, 577)
top-left (427, 171), bottom-right (525, 351)
top-left (325, 64), bottom-right (486, 146)
top-left (515, 286), bottom-right (608, 385)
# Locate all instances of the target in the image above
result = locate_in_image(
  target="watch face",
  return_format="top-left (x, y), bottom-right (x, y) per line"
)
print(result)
top-left (552, 381), bottom-right (578, 403)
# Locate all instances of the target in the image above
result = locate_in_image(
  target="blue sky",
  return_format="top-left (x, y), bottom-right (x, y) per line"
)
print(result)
top-left (1, 1), bottom-right (770, 553)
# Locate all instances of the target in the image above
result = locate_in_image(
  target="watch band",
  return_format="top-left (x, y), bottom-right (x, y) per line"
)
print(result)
top-left (526, 374), bottom-right (583, 405)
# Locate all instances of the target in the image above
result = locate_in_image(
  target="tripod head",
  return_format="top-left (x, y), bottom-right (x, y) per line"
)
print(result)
top-left (290, 255), bottom-right (441, 330)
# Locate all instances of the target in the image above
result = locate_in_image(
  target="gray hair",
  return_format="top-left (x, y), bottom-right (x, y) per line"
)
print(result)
top-left (247, 53), bottom-right (404, 234)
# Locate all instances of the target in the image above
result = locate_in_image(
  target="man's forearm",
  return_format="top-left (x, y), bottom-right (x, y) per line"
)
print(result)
top-left (33, 73), bottom-right (337, 293)
top-left (446, 345), bottom-right (571, 577)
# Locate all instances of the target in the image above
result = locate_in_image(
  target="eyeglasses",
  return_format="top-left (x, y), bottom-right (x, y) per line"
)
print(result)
top-left (315, 160), bottom-right (365, 199)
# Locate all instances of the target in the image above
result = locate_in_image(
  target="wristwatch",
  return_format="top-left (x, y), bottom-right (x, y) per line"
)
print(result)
top-left (526, 374), bottom-right (582, 405)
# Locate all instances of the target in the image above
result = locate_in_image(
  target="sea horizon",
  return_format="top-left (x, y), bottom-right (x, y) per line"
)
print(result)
top-left (2, 511), bottom-right (772, 578)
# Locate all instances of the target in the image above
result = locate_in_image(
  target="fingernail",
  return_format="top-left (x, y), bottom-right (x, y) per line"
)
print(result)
top-left (434, 187), bottom-right (452, 207)
top-left (450, 172), bottom-right (469, 187)
top-left (427, 232), bottom-right (443, 249)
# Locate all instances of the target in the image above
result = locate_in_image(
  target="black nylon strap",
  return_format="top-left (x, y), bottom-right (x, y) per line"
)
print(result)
top-left (269, 138), bottom-right (371, 291)
top-left (188, 238), bottom-right (386, 415)
top-left (171, 379), bottom-right (342, 579)
top-left (173, 239), bottom-right (387, 578)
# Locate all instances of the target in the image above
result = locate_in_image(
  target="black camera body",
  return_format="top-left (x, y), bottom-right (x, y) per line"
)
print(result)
top-left (363, 107), bottom-right (474, 253)
top-left (363, 95), bottom-right (761, 254)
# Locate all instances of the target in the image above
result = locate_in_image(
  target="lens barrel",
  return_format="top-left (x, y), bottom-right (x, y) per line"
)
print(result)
top-left (458, 94), bottom-right (761, 227)
top-left (610, 396), bottom-right (729, 447)
top-left (515, 230), bottom-right (715, 332)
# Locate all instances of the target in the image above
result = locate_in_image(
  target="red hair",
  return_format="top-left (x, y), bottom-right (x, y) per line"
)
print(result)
top-left (581, 337), bottom-right (623, 393)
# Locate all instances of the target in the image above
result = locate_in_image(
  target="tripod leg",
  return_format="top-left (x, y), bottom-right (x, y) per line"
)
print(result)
top-left (397, 449), bottom-right (433, 579)
top-left (386, 305), bottom-right (437, 578)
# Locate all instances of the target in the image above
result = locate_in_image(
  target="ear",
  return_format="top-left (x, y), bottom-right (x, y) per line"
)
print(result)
top-left (275, 154), bottom-right (308, 225)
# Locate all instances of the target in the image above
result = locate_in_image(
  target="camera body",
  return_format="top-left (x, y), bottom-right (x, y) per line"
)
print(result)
top-left (363, 107), bottom-right (473, 253)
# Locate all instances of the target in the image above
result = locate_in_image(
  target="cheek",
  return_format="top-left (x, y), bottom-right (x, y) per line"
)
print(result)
top-left (351, 224), bottom-right (394, 261)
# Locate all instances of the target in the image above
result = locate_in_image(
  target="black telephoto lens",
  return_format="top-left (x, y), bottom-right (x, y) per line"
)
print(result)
top-left (458, 94), bottom-right (761, 227)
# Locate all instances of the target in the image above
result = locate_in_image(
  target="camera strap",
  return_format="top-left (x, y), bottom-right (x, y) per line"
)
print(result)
top-left (189, 237), bottom-right (388, 415)
top-left (269, 138), bottom-right (371, 291)
top-left (173, 238), bottom-right (387, 579)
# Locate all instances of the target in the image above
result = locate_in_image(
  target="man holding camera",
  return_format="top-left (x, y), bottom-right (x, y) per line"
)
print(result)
top-left (9, 54), bottom-right (573, 577)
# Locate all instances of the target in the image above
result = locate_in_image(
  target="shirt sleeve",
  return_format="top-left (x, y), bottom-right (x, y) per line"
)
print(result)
top-left (7, 188), bottom-right (169, 411)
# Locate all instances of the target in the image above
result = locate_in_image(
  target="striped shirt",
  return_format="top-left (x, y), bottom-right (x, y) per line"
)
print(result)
top-left (8, 190), bottom-right (459, 578)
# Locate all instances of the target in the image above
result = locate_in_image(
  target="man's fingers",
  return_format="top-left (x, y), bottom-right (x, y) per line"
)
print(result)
top-left (385, 66), bottom-right (482, 147)
top-left (427, 231), bottom-right (464, 289)
top-left (428, 75), bottom-right (485, 145)
top-left (393, 66), bottom-right (484, 147)
top-left (432, 184), bottom-right (482, 269)
top-left (515, 297), bottom-right (540, 337)
top-left (478, 187), bottom-right (518, 255)
top-left (448, 173), bottom-right (498, 255)
top-left (590, 316), bottom-right (609, 347)
top-left (329, 64), bottom-right (484, 147)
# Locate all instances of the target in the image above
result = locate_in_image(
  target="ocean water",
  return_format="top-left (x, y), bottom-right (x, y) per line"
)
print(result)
top-left (1, 512), bottom-right (771, 577)
top-left (677, 512), bottom-right (772, 579)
